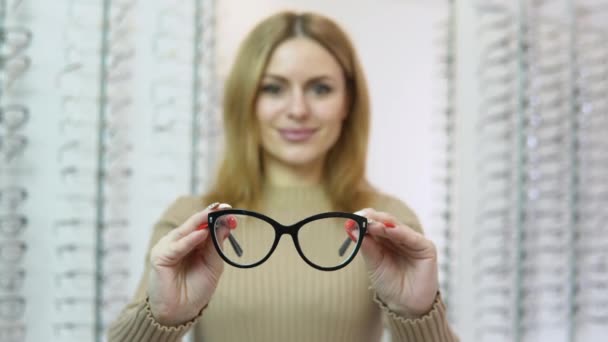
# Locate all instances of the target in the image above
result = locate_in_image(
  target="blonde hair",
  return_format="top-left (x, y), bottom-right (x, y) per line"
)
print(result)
top-left (204, 11), bottom-right (373, 212)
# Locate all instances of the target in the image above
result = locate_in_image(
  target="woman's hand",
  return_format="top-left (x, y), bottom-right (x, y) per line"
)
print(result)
top-left (355, 208), bottom-right (439, 318)
top-left (147, 202), bottom-right (231, 326)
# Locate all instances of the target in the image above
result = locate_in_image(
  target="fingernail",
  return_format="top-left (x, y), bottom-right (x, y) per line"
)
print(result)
top-left (344, 219), bottom-right (356, 230)
top-left (196, 222), bottom-right (209, 230)
top-left (218, 203), bottom-right (232, 209)
top-left (383, 222), bottom-right (396, 228)
top-left (347, 230), bottom-right (357, 242)
top-left (206, 202), bottom-right (220, 210)
top-left (344, 220), bottom-right (358, 241)
top-left (227, 216), bottom-right (237, 229)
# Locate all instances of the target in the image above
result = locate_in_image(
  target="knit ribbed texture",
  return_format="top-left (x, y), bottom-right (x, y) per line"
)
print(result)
top-left (107, 184), bottom-right (459, 341)
top-left (106, 298), bottom-right (199, 342)
top-left (375, 292), bottom-right (454, 341)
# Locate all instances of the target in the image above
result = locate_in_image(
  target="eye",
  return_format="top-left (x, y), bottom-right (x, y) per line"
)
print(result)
top-left (311, 83), bottom-right (332, 95)
top-left (260, 83), bottom-right (283, 95)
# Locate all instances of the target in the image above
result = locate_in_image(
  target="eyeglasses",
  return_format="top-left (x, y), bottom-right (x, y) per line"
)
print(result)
top-left (56, 243), bottom-right (129, 265)
top-left (0, 105), bottom-right (28, 132)
top-left (0, 134), bottom-right (27, 162)
top-left (67, 0), bottom-right (134, 31)
top-left (0, 322), bottom-right (25, 342)
top-left (0, 27), bottom-right (31, 92)
top-left (55, 295), bottom-right (129, 313)
top-left (0, 295), bottom-right (25, 321)
top-left (0, 186), bottom-right (26, 209)
top-left (60, 164), bottom-right (131, 182)
top-left (55, 269), bottom-right (129, 292)
top-left (0, 241), bottom-right (26, 263)
top-left (0, 268), bottom-right (25, 292)
top-left (53, 322), bottom-right (94, 340)
top-left (0, 215), bottom-right (26, 238)
top-left (208, 210), bottom-right (368, 271)
top-left (0, 27), bottom-right (31, 57)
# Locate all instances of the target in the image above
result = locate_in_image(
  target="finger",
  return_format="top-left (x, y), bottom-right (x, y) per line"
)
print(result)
top-left (354, 208), bottom-right (399, 242)
top-left (359, 234), bottom-right (384, 270)
top-left (355, 208), bottom-right (434, 257)
top-left (163, 228), bottom-right (211, 263)
top-left (195, 217), bottom-right (236, 273)
top-left (214, 223), bottom-right (232, 245)
top-left (381, 226), bottom-right (436, 258)
top-left (364, 220), bottom-right (400, 238)
top-left (170, 203), bottom-right (232, 241)
top-left (355, 208), bottom-right (416, 245)
top-left (354, 208), bottom-right (398, 231)
top-left (203, 215), bottom-right (238, 253)
top-left (195, 230), bottom-right (226, 275)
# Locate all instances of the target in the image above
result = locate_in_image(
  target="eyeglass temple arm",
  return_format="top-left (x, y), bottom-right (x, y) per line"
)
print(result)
top-left (227, 234), bottom-right (243, 257)
top-left (338, 225), bottom-right (369, 257)
top-left (338, 238), bottom-right (352, 257)
top-left (213, 216), bottom-right (243, 257)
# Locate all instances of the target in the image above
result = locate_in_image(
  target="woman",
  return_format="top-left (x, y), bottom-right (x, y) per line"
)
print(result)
top-left (109, 11), bottom-right (458, 342)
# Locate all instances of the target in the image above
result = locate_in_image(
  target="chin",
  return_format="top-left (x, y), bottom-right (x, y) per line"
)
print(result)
top-left (263, 142), bottom-right (331, 169)
top-left (282, 156), bottom-right (321, 167)
top-left (276, 151), bottom-right (325, 168)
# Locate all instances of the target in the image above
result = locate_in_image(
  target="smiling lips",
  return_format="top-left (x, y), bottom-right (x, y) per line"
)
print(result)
top-left (278, 128), bottom-right (317, 142)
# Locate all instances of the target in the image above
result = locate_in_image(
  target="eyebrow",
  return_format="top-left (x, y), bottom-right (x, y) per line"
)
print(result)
top-left (262, 74), bottom-right (335, 84)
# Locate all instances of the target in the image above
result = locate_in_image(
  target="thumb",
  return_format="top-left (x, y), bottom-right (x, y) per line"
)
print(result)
top-left (359, 236), bottom-right (383, 271)
top-left (197, 230), bottom-right (225, 276)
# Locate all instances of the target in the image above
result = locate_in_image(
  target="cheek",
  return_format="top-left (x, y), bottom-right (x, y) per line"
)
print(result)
top-left (256, 99), bottom-right (278, 145)
top-left (315, 98), bottom-right (348, 125)
top-left (256, 97), bottom-right (285, 123)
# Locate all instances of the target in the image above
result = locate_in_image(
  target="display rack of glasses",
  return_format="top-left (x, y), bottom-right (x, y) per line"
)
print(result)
top-left (144, 0), bottom-right (219, 208)
top-left (55, 1), bottom-right (102, 341)
top-left (53, 0), bottom-right (135, 341)
top-left (432, 0), bottom-right (456, 319)
top-left (95, 0), bottom-right (136, 340)
top-left (192, 0), bottom-right (221, 195)
top-left (1, 0), bottom-right (30, 341)
top-left (474, 0), bottom-right (608, 341)
top-left (147, 0), bottom-right (195, 202)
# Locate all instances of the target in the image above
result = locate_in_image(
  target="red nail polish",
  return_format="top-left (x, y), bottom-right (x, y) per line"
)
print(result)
top-left (384, 222), bottom-right (395, 228)
top-left (197, 222), bottom-right (209, 230)
top-left (347, 230), bottom-right (357, 242)
top-left (344, 219), bottom-right (357, 241)
top-left (344, 219), bottom-right (356, 231)
top-left (227, 216), bottom-right (237, 230)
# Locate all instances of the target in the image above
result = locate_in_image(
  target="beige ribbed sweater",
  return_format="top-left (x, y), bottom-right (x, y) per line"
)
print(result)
top-left (108, 185), bottom-right (458, 341)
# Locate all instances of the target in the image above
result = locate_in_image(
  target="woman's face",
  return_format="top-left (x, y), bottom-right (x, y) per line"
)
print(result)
top-left (255, 37), bottom-right (348, 171)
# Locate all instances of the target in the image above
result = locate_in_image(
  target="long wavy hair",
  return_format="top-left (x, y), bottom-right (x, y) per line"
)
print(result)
top-left (203, 11), bottom-right (373, 212)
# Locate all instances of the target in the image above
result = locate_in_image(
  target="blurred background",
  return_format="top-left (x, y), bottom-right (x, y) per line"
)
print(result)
top-left (1, 0), bottom-right (607, 341)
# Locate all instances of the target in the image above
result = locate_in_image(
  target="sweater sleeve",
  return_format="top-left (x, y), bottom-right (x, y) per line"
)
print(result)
top-left (107, 196), bottom-right (205, 342)
top-left (372, 193), bottom-right (459, 341)
top-left (377, 293), bottom-right (459, 342)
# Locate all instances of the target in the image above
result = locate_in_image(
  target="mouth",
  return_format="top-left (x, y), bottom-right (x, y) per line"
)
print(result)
top-left (278, 128), bottom-right (318, 142)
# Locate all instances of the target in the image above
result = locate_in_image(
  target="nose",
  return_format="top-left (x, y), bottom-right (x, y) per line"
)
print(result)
top-left (287, 89), bottom-right (309, 120)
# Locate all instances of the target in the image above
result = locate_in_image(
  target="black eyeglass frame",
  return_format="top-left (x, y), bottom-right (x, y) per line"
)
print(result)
top-left (208, 209), bottom-right (368, 271)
